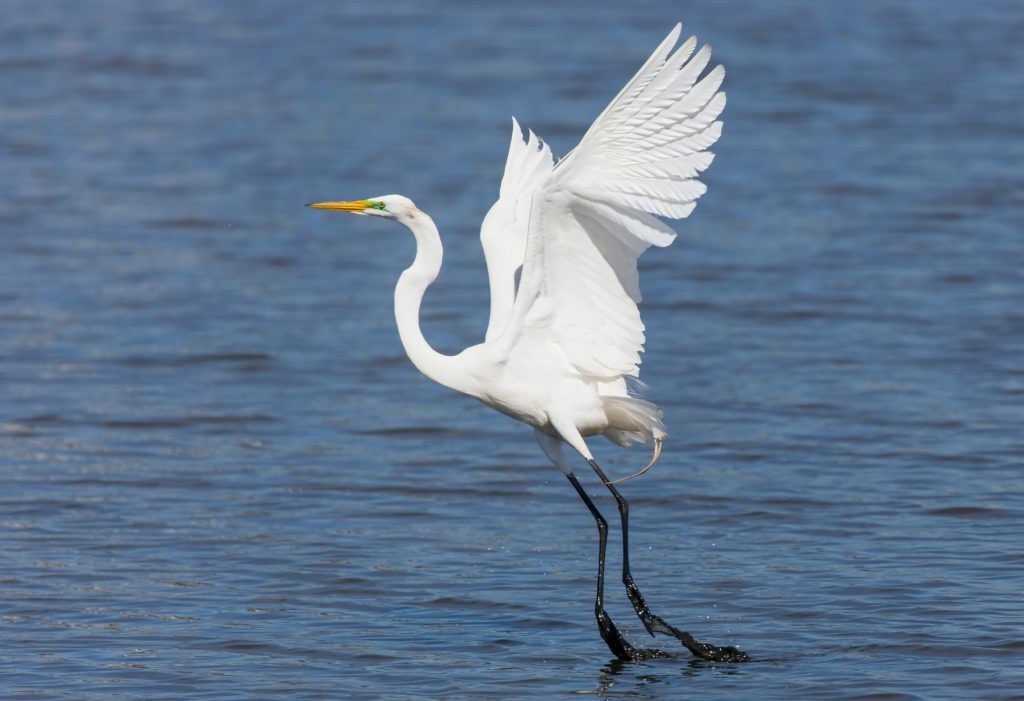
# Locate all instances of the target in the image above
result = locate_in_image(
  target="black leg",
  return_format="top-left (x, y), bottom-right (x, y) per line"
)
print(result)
top-left (566, 473), bottom-right (662, 661)
top-left (587, 459), bottom-right (749, 663)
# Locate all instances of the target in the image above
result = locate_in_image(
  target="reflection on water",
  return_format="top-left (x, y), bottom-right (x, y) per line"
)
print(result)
top-left (2, 0), bottom-right (1022, 699)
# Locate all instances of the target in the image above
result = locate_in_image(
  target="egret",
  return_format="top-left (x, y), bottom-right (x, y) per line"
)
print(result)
top-left (309, 24), bottom-right (746, 662)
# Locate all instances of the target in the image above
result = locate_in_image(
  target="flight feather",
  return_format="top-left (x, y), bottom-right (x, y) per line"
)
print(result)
top-left (486, 24), bottom-right (725, 379)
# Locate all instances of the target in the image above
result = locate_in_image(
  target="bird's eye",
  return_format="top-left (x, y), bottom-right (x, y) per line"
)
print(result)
top-left (372, 201), bottom-right (386, 210)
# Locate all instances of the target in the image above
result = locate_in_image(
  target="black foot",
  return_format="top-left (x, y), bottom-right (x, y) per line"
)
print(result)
top-left (597, 609), bottom-right (634, 661)
top-left (654, 615), bottom-right (749, 662)
top-left (622, 577), bottom-right (749, 661)
top-left (597, 609), bottom-right (672, 661)
top-left (686, 639), bottom-right (750, 662)
top-left (624, 646), bottom-right (672, 662)
top-left (606, 636), bottom-right (745, 663)
top-left (600, 608), bottom-right (745, 662)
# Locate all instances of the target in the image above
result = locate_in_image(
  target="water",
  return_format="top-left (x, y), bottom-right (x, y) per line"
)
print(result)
top-left (2, 0), bottom-right (1022, 698)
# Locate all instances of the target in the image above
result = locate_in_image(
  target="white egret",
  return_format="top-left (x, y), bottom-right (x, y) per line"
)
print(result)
top-left (309, 24), bottom-right (746, 662)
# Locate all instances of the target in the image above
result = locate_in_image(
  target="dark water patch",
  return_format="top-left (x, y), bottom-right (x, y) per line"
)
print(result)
top-left (655, 298), bottom-right (717, 312)
top-left (354, 425), bottom-right (474, 437)
top-left (916, 210), bottom-right (964, 223)
top-left (349, 651), bottom-right (403, 663)
top-left (761, 108), bottom-right (809, 124)
top-left (989, 639), bottom-right (1024, 654)
top-left (336, 483), bottom-right (530, 502)
top-left (87, 55), bottom-right (202, 78)
top-left (722, 510), bottom-right (797, 523)
top-left (62, 475), bottom-right (217, 490)
top-left (367, 510), bottom-right (464, 524)
top-left (821, 182), bottom-right (888, 198)
top-left (13, 414), bottom-right (62, 426)
top-left (0, 498), bottom-right (91, 513)
top-left (0, 140), bottom-right (49, 158)
top-left (924, 506), bottom-right (1017, 520)
top-left (0, 56), bottom-right (52, 71)
top-left (191, 639), bottom-right (333, 660)
top-left (252, 255), bottom-right (297, 268)
top-left (421, 596), bottom-right (530, 611)
top-left (307, 578), bottom-right (380, 597)
top-left (916, 453), bottom-right (995, 466)
top-left (114, 352), bottom-right (274, 368)
top-left (147, 217), bottom-right (231, 230)
top-left (852, 640), bottom-right (990, 660)
top-left (367, 353), bottom-right (415, 366)
top-left (726, 451), bottom-right (770, 463)
top-left (98, 414), bottom-right (276, 430)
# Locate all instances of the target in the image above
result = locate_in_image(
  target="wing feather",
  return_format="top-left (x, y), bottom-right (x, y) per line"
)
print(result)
top-left (487, 24), bottom-right (725, 380)
top-left (479, 118), bottom-right (554, 341)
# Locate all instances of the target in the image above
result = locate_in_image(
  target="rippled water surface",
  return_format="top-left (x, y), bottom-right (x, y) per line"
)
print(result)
top-left (2, 1), bottom-right (1023, 698)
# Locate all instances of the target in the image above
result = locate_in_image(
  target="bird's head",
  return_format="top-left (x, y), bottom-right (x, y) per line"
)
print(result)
top-left (306, 194), bottom-right (418, 221)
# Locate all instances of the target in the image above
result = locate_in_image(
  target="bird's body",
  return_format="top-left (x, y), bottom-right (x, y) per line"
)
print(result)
top-left (310, 23), bottom-right (747, 662)
top-left (377, 197), bottom-right (666, 469)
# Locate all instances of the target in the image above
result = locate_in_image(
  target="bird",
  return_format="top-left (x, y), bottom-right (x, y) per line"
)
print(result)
top-left (308, 24), bottom-right (747, 663)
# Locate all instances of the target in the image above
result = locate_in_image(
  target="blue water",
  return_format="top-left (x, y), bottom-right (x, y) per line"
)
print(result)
top-left (2, 1), bottom-right (1022, 698)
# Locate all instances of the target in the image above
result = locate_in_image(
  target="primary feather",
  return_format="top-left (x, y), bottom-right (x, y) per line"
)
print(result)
top-left (480, 119), bottom-right (554, 342)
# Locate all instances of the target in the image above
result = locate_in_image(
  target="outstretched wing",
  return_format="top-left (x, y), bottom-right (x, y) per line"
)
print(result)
top-left (479, 119), bottom-right (554, 342)
top-left (493, 24), bottom-right (725, 379)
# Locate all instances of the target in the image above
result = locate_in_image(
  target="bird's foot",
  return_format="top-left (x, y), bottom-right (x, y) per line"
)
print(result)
top-left (685, 638), bottom-right (750, 662)
top-left (597, 610), bottom-right (670, 661)
top-left (646, 613), bottom-right (748, 662)
top-left (624, 646), bottom-right (672, 662)
top-left (622, 579), bottom-right (749, 662)
top-left (599, 609), bottom-right (745, 662)
top-left (597, 610), bottom-right (637, 661)
top-left (610, 636), bottom-right (745, 663)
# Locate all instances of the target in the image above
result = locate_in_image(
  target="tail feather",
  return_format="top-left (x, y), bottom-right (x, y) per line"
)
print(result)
top-left (602, 396), bottom-right (667, 447)
top-left (601, 396), bottom-right (667, 482)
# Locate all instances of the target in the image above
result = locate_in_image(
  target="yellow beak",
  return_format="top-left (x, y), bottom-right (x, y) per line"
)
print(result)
top-left (306, 200), bottom-right (373, 212)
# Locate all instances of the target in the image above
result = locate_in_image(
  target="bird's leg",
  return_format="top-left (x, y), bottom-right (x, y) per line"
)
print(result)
top-left (566, 472), bottom-right (661, 661)
top-left (587, 458), bottom-right (749, 663)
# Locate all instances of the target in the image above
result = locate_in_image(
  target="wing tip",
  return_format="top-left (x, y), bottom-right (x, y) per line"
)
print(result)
top-left (510, 115), bottom-right (524, 141)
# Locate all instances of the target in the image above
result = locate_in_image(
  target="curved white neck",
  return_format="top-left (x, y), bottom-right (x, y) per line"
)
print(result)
top-left (393, 209), bottom-right (476, 396)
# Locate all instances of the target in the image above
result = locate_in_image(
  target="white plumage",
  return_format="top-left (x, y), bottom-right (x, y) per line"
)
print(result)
top-left (311, 22), bottom-right (725, 469)
top-left (476, 22), bottom-right (725, 460)
top-left (309, 24), bottom-right (746, 662)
